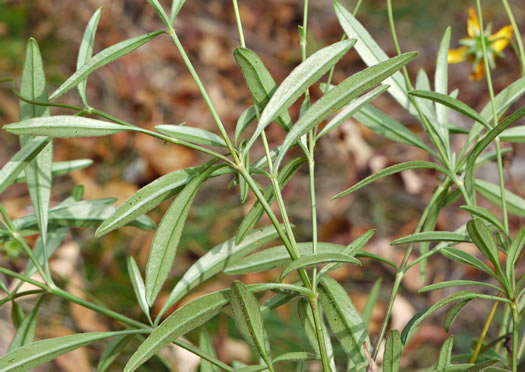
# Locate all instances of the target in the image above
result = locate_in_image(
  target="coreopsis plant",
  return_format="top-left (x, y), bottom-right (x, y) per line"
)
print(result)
top-left (0, 0), bottom-right (524, 371)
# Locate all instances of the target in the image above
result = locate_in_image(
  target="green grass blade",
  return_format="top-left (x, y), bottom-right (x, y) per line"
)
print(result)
top-left (50, 31), bottom-right (164, 100)
top-left (76, 8), bottom-right (101, 106)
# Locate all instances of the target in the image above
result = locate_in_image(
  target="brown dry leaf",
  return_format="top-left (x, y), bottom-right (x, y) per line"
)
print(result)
top-left (67, 273), bottom-right (109, 333)
top-left (50, 241), bottom-right (80, 279)
top-left (70, 171), bottom-right (138, 204)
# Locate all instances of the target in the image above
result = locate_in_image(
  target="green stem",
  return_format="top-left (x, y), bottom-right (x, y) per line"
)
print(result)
top-left (309, 296), bottom-right (331, 372)
top-left (232, 0), bottom-right (246, 48)
top-left (166, 28), bottom-right (239, 164)
top-left (172, 339), bottom-right (235, 372)
top-left (471, 302), bottom-right (498, 363)
top-left (0, 267), bottom-right (48, 290)
top-left (0, 289), bottom-right (46, 307)
top-left (512, 306), bottom-right (520, 372)
top-left (308, 136), bottom-right (319, 287)
top-left (500, 0), bottom-right (525, 77)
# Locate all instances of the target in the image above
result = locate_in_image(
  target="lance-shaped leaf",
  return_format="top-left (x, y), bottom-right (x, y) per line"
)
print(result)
top-left (275, 52), bottom-right (417, 168)
top-left (156, 124), bottom-right (227, 147)
top-left (171, 0), bottom-right (185, 22)
top-left (434, 26), bottom-right (452, 150)
top-left (444, 300), bottom-right (471, 333)
top-left (199, 328), bottom-right (219, 372)
top-left (147, 0), bottom-right (171, 28)
top-left (441, 247), bottom-right (500, 282)
top-left (98, 334), bottom-right (134, 372)
top-left (354, 105), bottom-right (435, 154)
top-left (11, 302), bottom-right (25, 330)
top-left (13, 159), bottom-right (93, 184)
top-left (0, 137), bottom-right (51, 194)
top-left (466, 219), bottom-right (500, 270)
top-left (280, 253), bottom-right (360, 282)
top-left (8, 296), bottom-right (45, 352)
top-left (234, 48), bottom-right (296, 131)
top-left (391, 231), bottom-right (471, 245)
top-left (333, 161), bottom-right (452, 199)
top-left (318, 276), bottom-right (370, 364)
top-left (236, 157), bottom-right (305, 244)
top-left (246, 39), bottom-right (356, 148)
top-left (230, 281), bottom-right (272, 367)
top-left (506, 227), bottom-right (525, 283)
top-left (157, 225), bottom-right (283, 320)
top-left (401, 291), bottom-right (509, 343)
top-left (145, 164), bottom-right (220, 306)
top-left (50, 31), bottom-right (164, 99)
top-left (419, 280), bottom-right (502, 294)
top-left (415, 69), bottom-right (435, 119)
top-left (76, 8), bottom-right (101, 106)
top-left (315, 85), bottom-right (388, 140)
top-left (0, 330), bottom-right (147, 372)
top-left (127, 257), bottom-right (151, 324)
top-left (383, 330), bottom-right (402, 372)
top-left (475, 179), bottom-right (525, 217)
top-left (409, 90), bottom-right (490, 129)
top-left (334, 0), bottom-right (413, 113)
top-left (437, 336), bottom-right (454, 370)
top-left (96, 163), bottom-right (231, 237)
top-left (362, 278), bottom-right (382, 328)
top-left (25, 227), bottom-right (69, 277)
top-left (500, 125), bottom-right (525, 142)
top-left (19, 38), bottom-right (53, 259)
top-left (235, 106), bottom-right (257, 145)
top-left (124, 290), bottom-right (230, 372)
top-left (460, 205), bottom-right (507, 237)
top-left (4, 116), bottom-right (132, 138)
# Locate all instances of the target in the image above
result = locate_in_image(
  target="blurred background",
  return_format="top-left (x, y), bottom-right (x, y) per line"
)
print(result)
top-left (0, 0), bottom-right (524, 370)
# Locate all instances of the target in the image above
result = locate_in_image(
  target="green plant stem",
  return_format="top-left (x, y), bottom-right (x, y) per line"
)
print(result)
top-left (511, 305), bottom-right (520, 371)
top-left (10, 80), bottom-right (84, 111)
top-left (166, 28), bottom-right (239, 164)
top-left (173, 339), bottom-right (235, 372)
top-left (500, 0), bottom-right (525, 77)
top-left (0, 267), bottom-right (47, 290)
top-left (308, 136), bottom-right (319, 285)
top-left (471, 302), bottom-right (498, 363)
top-left (232, 0), bottom-right (246, 48)
top-left (0, 289), bottom-right (46, 307)
top-left (309, 296), bottom-right (331, 372)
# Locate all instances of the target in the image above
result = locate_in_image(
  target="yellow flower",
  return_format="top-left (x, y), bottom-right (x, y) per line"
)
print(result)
top-left (448, 8), bottom-right (513, 80)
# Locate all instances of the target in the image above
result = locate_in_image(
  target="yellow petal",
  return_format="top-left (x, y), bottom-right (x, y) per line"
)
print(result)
top-left (489, 25), bottom-right (513, 52)
top-left (448, 47), bottom-right (469, 63)
top-left (469, 62), bottom-right (485, 80)
top-left (467, 8), bottom-right (480, 38)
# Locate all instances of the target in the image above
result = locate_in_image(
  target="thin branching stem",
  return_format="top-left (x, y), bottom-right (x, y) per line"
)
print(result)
top-left (232, 0), bottom-right (246, 48)
top-left (500, 0), bottom-right (525, 77)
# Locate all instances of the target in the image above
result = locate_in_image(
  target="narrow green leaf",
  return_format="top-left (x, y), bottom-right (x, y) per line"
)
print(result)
top-left (98, 334), bottom-right (134, 372)
top-left (170, 0), bottom-right (185, 22)
top-left (460, 206), bottom-right (507, 236)
top-left (96, 163), bottom-right (231, 237)
top-left (500, 125), bottom-right (525, 142)
top-left (383, 330), bottom-right (402, 372)
top-left (333, 161), bottom-right (452, 199)
top-left (76, 8), bottom-right (101, 106)
top-left (419, 280), bottom-right (502, 294)
top-left (235, 106), bottom-right (256, 145)
top-left (155, 124), bottom-right (227, 147)
top-left (0, 330), bottom-right (146, 372)
top-left (158, 225), bottom-right (283, 319)
top-left (246, 39), bottom-right (356, 148)
top-left (127, 257), bottom-right (151, 323)
top-left (0, 137), bottom-right (51, 194)
top-left (273, 352), bottom-right (320, 363)
top-left (354, 105), bottom-right (435, 154)
top-left (409, 90), bottom-right (490, 129)
top-left (13, 159), bottom-right (93, 184)
top-left (236, 157), bottom-right (305, 244)
top-left (441, 248), bottom-right (498, 282)
top-left (145, 164), bottom-right (220, 306)
top-left (316, 85), bottom-right (388, 140)
top-left (11, 302), bottom-right (25, 330)
top-left (435, 26), bottom-right (451, 150)
top-left (234, 48), bottom-right (295, 132)
top-left (239, 150), bottom-right (250, 204)
top-left (362, 278), bottom-right (382, 328)
top-left (235, 366), bottom-right (267, 372)
top-left (9, 296), bottom-right (43, 351)
top-left (506, 226), bottom-right (525, 283)
top-left (50, 31), bottom-right (164, 100)
top-left (437, 336), bottom-right (454, 370)
top-left (280, 253), bottom-right (360, 282)
top-left (25, 227), bottom-right (69, 277)
top-left (319, 276), bottom-right (369, 364)
top-left (334, 0), bottom-right (413, 113)
top-left (444, 300), bottom-right (471, 333)
top-left (199, 328), bottom-right (219, 372)
top-left (391, 232), bottom-right (471, 245)
top-left (230, 281), bottom-right (271, 366)
top-left (466, 219), bottom-right (500, 269)
top-left (124, 290), bottom-right (230, 372)
top-left (319, 228), bottom-right (376, 275)
top-left (415, 69), bottom-right (435, 120)
top-left (475, 178), bottom-right (525, 217)
top-left (4, 115), bottom-right (134, 138)
top-left (19, 38), bottom-right (53, 262)
top-left (275, 52), bottom-right (417, 169)
top-left (147, 0), bottom-right (171, 28)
